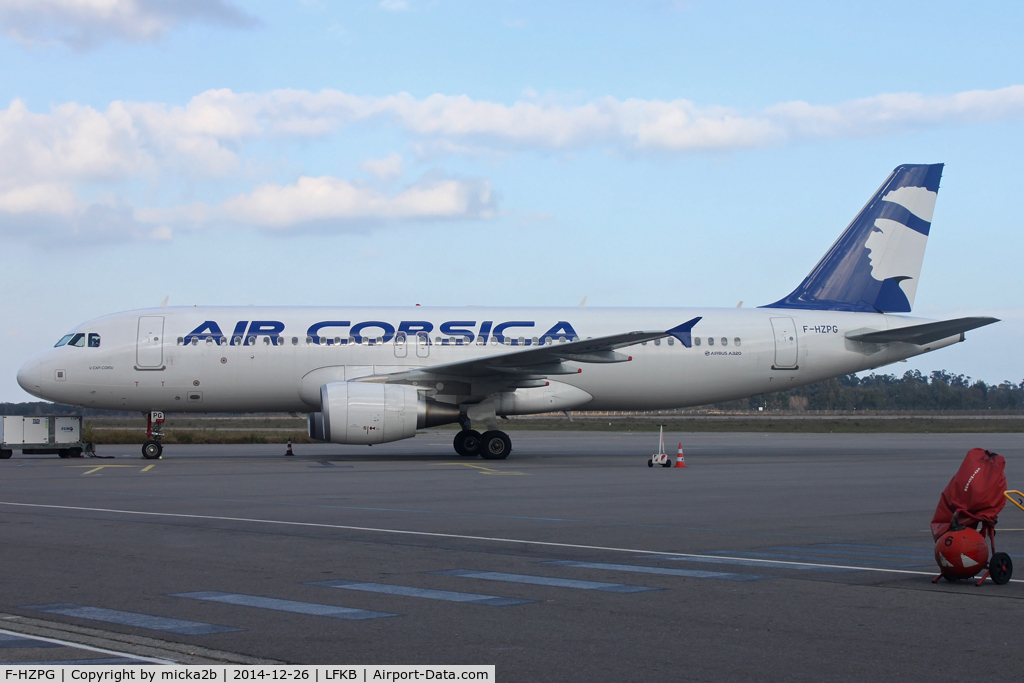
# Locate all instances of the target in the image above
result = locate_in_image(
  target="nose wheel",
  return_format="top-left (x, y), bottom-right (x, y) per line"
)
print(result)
top-left (142, 440), bottom-right (163, 460)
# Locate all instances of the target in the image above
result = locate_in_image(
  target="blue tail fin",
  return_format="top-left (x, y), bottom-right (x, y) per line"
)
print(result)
top-left (763, 164), bottom-right (943, 313)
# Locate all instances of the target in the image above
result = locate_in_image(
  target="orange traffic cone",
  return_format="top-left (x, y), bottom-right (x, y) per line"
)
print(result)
top-left (674, 444), bottom-right (686, 468)
top-left (285, 440), bottom-right (294, 457)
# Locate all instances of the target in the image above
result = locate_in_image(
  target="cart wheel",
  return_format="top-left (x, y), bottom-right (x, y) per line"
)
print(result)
top-left (662, 459), bottom-right (673, 468)
top-left (142, 440), bottom-right (163, 460)
top-left (647, 459), bottom-right (653, 467)
top-left (989, 552), bottom-right (1013, 585)
top-left (0, 449), bottom-right (12, 460)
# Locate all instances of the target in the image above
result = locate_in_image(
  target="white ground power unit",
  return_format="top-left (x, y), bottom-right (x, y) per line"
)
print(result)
top-left (0, 415), bottom-right (92, 458)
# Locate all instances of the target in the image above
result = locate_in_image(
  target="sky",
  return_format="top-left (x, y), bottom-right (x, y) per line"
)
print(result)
top-left (1, 0), bottom-right (1023, 401)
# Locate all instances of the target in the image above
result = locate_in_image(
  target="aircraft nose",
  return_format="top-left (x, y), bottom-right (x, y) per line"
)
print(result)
top-left (17, 357), bottom-right (44, 396)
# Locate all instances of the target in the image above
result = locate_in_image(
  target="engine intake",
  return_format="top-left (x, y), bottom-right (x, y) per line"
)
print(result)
top-left (307, 382), bottom-right (460, 444)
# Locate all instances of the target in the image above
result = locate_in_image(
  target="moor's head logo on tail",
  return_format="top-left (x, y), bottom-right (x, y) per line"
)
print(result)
top-left (766, 163), bottom-right (943, 313)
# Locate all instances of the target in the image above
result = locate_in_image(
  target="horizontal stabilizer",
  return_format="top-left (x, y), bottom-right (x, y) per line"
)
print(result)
top-left (845, 317), bottom-right (998, 345)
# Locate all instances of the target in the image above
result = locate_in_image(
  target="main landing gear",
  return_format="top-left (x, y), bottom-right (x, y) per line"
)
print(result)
top-left (453, 429), bottom-right (512, 460)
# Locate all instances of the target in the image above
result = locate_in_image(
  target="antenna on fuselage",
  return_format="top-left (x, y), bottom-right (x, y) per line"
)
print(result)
top-left (160, 295), bottom-right (169, 307)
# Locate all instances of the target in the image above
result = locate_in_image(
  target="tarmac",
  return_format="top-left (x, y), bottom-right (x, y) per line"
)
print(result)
top-left (1, 431), bottom-right (1023, 681)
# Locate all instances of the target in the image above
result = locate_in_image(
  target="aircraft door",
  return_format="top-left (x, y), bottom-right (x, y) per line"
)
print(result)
top-left (416, 331), bottom-right (430, 358)
top-left (394, 332), bottom-right (408, 358)
top-left (136, 316), bottom-right (165, 369)
top-left (770, 317), bottom-right (798, 369)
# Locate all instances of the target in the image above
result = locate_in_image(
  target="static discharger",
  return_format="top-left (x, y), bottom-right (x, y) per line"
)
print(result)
top-left (648, 426), bottom-right (672, 468)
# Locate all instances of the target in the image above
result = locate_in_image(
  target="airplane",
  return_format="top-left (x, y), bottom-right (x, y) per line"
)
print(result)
top-left (15, 164), bottom-right (998, 461)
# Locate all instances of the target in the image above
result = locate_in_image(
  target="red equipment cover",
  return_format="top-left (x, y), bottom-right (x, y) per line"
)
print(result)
top-left (931, 448), bottom-right (1007, 540)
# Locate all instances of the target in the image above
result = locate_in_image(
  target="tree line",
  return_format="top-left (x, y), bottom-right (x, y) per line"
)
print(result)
top-left (713, 370), bottom-right (1024, 412)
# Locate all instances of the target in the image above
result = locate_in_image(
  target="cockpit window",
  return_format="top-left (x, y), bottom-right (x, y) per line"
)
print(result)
top-left (88, 333), bottom-right (101, 348)
top-left (68, 333), bottom-right (86, 347)
top-left (55, 334), bottom-right (74, 347)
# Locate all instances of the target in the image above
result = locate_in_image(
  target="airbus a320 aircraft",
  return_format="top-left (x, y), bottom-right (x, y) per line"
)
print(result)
top-left (16, 164), bottom-right (997, 460)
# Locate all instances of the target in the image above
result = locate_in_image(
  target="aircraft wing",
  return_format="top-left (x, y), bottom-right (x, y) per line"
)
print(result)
top-left (359, 316), bottom-right (702, 385)
top-left (845, 316), bottom-right (999, 345)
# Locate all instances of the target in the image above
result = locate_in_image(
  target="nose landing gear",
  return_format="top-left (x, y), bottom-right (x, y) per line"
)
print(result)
top-left (142, 411), bottom-right (164, 460)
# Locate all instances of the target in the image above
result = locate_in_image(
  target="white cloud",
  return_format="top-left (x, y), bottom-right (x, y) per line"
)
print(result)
top-left (219, 173), bottom-right (494, 229)
top-left (3, 84), bottom-right (1024, 243)
top-left (362, 152), bottom-right (404, 180)
top-left (0, 0), bottom-right (259, 49)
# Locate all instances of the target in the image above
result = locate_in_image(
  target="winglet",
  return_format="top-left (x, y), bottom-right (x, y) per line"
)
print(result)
top-left (667, 317), bottom-right (702, 348)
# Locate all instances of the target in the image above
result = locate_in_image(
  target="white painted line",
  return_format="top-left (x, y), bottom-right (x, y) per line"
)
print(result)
top-left (2, 500), bottom-right (1017, 582)
top-left (0, 627), bottom-right (174, 664)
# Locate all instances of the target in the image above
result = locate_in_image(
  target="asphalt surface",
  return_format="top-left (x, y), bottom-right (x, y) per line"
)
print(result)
top-left (2, 431), bottom-right (1023, 681)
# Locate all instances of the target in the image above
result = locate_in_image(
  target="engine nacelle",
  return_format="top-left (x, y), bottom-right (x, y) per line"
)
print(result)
top-left (307, 382), bottom-right (461, 445)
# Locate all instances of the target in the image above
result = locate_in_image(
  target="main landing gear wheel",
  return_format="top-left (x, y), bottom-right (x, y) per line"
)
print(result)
top-left (479, 431), bottom-right (512, 460)
top-left (142, 440), bottom-right (163, 460)
top-left (453, 430), bottom-right (482, 457)
top-left (990, 552), bottom-right (1013, 585)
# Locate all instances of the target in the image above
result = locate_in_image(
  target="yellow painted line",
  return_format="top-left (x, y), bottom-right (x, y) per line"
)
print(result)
top-left (141, 464), bottom-right (156, 472)
top-left (68, 465), bottom-right (139, 476)
top-left (439, 463), bottom-right (528, 476)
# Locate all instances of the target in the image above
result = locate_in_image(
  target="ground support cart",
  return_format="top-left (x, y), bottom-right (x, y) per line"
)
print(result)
top-left (0, 415), bottom-right (94, 459)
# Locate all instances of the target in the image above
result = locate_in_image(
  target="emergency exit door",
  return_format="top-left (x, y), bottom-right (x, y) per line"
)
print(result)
top-left (770, 317), bottom-right (799, 369)
top-left (136, 316), bottom-right (165, 369)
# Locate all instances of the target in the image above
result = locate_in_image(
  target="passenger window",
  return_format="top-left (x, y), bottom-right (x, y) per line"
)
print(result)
top-left (707, 337), bottom-right (714, 346)
top-left (654, 339), bottom-right (661, 346)
top-left (721, 337), bottom-right (728, 346)
top-left (667, 338), bottom-right (675, 346)
top-left (177, 337), bottom-right (184, 345)
top-left (88, 333), bottom-right (101, 348)
top-left (558, 336), bottom-right (566, 343)
top-left (207, 337), bottom-right (214, 345)
top-left (735, 337), bottom-right (741, 347)
top-left (69, 333), bottom-right (85, 347)
top-left (694, 337), bottom-right (701, 346)
top-left (55, 334), bottom-right (74, 347)
top-left (246, 336), bottom-right (255, 345)
top-left (192, 337), bottom-right (199, 346)
top-left (233, 336), bottom-right (242, 345)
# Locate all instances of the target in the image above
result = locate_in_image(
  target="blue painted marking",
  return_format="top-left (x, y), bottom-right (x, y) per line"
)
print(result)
top-left (545, 561), bottom-right (764, 581)
top-left (20, 603), bottom-right (240, 636)
top-left (309, 580), bottom-right (534, 606)
top-left (172, 591), bottom-right (396, 620)
top-left (0, 633), bottom-right (61, 648)
top-left (431, 570), bottom-right (659, 593)
top-left (639, 555), bottom-right (855, 573)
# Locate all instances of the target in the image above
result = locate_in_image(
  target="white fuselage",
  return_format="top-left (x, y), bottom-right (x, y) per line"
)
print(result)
top-left (17, 305), bottom-right (958, 414)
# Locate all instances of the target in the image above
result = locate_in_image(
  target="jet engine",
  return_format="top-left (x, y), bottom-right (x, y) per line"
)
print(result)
top-left (307, 381), bottom-right (461, 445)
